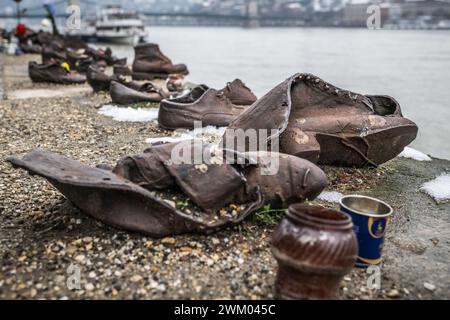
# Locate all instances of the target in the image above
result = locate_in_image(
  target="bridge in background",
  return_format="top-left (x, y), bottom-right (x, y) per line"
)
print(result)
top-left (0, 0), bottom-right (264, 27)
top-left (0, 1), bottom-right (307, 28)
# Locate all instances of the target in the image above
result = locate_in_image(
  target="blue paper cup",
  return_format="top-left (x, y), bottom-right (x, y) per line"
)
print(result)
top-left (339, 195), bottom-right (393, 267)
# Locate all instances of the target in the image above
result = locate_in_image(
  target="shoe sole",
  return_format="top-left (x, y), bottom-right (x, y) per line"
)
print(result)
top-left (315, 124), bottom-right (418, 167)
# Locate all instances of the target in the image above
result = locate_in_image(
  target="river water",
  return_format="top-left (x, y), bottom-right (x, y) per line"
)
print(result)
top-left (107, 27), bottom-right (450, 159)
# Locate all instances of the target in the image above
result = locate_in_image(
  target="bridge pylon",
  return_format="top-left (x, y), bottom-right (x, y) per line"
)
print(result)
top-left (244, 0), bottom-right (260, 28)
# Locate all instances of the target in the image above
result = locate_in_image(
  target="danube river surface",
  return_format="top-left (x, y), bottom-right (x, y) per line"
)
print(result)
top-left (107, 27), bottom-right (450, 159)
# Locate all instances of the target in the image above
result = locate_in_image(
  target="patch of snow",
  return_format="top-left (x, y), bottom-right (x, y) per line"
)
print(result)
top-left (398, 147), bottom-right (432, 161)
top-left (98, 104), bottom-right (159, 122)
top-left (420, 174), bottom-right (450, 203)
top-left (317, 191), bottom-right (344, 203)
top-left (146, 126), bottom-right (226, 145)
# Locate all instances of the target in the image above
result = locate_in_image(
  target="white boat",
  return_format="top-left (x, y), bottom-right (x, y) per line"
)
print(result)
top-left (437, 20), bottom-right (450, 30)
top-left (94, 6), bottom-right (146, 45)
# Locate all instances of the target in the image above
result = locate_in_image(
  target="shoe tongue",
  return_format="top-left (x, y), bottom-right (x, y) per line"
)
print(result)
top-left (154, 141), bottom-right (246, 212)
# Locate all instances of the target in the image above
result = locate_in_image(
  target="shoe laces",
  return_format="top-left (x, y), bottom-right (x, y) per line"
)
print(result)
top-left (215, 91), bottom-right (232, 104)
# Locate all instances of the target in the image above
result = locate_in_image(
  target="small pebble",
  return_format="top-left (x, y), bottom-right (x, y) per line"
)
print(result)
top-left (386, 289), bottom-right (400, 298)
top-left (424, 282), bottom-right (436, 291)
top-left (85, 283), bottom-right (95, 291)
top-left (130, 275), bottom-right (143, 283)
top-left (161, 237), bottom-right (176, 245)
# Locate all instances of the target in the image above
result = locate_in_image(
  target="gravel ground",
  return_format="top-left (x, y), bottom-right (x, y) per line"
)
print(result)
top-left (0, 54), bottom-right (448, 300)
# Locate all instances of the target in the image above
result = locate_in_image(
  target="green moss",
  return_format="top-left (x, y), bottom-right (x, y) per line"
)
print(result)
top-left (176, 198), bottom-right (191, 211)
top-left (253, 204), bottom-right (286, 226)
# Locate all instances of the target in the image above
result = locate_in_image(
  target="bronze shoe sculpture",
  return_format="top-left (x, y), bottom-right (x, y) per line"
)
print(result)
top-left (7, 144), bottom-right (326, 237)
top-left (131, 43), bottom-right (189, 80)
top-left (87, 64), bottom-right (123, 92)
top-left (42, 46), bottom-right (94, 74)
top-left (158, 88), bottom-right (249, 130)
top-left (222, 73), bottom-right (418, 167)
top-left (66, 51), bottom-right (95, 74)
top-left (219, 79), bottom-right (257, 106)
top-left (84, 47), bottom-right (126, 66)
top-left (41, 45), bottom-right (67, 64)
top-left (110, 81), bottom-right (166, 105)
top-left (104, 47), bottom-right (127, 66)
top-left (28, 61), bottom-right (86, 84)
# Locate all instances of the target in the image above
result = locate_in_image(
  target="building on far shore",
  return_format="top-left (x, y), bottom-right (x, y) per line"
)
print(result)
top-left (341, 1), bottom-right (390, 27)
top-left (1, 0), bottom-right (450, 28)
top-left (340, 0), bottom-right (450, 28)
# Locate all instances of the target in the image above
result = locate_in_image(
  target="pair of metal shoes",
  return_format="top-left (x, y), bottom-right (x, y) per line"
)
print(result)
top-left (28, 61), bottom-right (86, 85)
top-left (86, 64), bottom-right (166, 104)
top-left (222, 73), bottom-right (418, 167)
top-left (158, 72), bottom-right (417, 168)
top-left (158, 79), bottom-right (258, 130)
top-left (8, 142), bottom-right (327, 237)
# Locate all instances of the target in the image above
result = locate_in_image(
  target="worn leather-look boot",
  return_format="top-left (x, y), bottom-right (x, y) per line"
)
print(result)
top-left (86, 64), bottom-right (120, 92)
top-left (7, 144), bottom-right (326, 237)
top-left (28, 61), bottom-right (86, 84)
top-left (110, 81), bottom-right (166, 105)
top-left (41, 45), bottom-right (67, 64)
top-left (132, 43), bottom-right (188, 80)
top-left (222, 73), bottom-right (418, 167)
top-left (158, 88), bottom-right (247, 130)
top-left (41, 47), bottom-right (93, 74)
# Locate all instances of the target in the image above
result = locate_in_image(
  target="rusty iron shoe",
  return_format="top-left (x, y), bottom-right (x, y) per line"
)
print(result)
top-left (131, 43), bottom-right (189, 80)
top-left (41, 45), bottom-right (94, 74)
top-left (109, 81), bottom-right (166, 105)
top-left (84, 47), bottom-right (126, 66)
top-left (41, 45), bottom-right (67, 64)
top-left (86, 64), bottom-right (121, 92)
top-left (222, 73), bottom-right (418, 167)
top-left (28, 61), bottom-right (86, 84)
top-left (87, 64), bottom-right (150, 93)
top-left (104, 47), bottom-right (127, 66)
top-left (7, 145), bottom-right (326, 237)
top-left (158, 88), bottom-right (248, 130)
top-left (113, 141), bottom-right (327, 211)
top-left (219, 79), bottom-right (257, 105)
top-left (66, 50), bottom-right (95, 74)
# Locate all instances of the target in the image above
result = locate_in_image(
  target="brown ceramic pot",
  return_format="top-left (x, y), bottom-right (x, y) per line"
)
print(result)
top-left (271, 204), bottom-right (358, 300)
